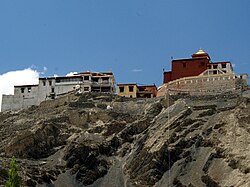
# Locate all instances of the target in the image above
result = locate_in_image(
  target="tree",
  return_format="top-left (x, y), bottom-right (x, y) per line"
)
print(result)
top-left (5, 157), bottom-right (21, 187)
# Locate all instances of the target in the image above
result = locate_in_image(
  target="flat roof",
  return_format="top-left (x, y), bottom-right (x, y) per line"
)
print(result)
top-left (137, 85), bottom-right (156, 88)
top-left (210, 61), bottom-right (231, 64)
top-left (14, 84), bottom-right (38, 88)
top-left (77, 72), bottom-right (113, 76)
top-left (117, 83), bottom-right (137, 86)
top-left (172, 56), bottom-right (209, 62)
top-left (40, 75), bottom-right (83, 80)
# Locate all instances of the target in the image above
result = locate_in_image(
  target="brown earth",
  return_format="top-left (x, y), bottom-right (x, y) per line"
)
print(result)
top-left (0, 92), bottom-right (249, 187)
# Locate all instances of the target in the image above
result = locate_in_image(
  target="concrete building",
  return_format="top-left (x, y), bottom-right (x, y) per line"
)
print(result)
top-left (1, 71), bottom-right (116, 112)
top-left (117, 83), bottom-right (157, 98)
top-left (158, 49), bottom-right (248, 96)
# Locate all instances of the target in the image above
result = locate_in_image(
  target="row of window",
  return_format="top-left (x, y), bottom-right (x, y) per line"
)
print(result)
top-left (208, 64), bottom-right (227, 69)
top-left (20, 87), bottom-right (32, 93)
top-left (182, 63), bottom-right (227, 69)
top-left (42, 80), bottom-right (52, 86)
top-left (55, 78), bottom-right (82, 83)
top-left (42, 78), bottom-right (110, 85)
top-left (119, 86), bottom-right (134, 93)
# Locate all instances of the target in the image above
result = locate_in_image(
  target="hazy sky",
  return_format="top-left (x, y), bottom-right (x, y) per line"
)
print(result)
top-left (0, 0), bottom-right (250, 88)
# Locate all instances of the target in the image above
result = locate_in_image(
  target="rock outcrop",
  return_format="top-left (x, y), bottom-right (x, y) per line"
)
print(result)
top-left (0, 92), bottom-right (249, 187)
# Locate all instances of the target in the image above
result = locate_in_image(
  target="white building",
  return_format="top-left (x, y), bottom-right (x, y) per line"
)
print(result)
top-left (1, 71), bottom-right (116, 112)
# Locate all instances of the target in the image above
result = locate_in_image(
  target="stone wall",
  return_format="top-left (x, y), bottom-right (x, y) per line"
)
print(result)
top-left (157, 74), bottom-right (246, 96)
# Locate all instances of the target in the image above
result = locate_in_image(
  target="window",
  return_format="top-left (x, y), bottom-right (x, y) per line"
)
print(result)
top-left (21, 88), bottom-right (25, 93)
top-left (213, 65), bottom-right (218, 69)
top-left (43, 81), bottom-right (46, 86)
top-left (51, 88), bottom-right (55, 92)
top-left (222, 64), bottom-right (226, 68)
top-left (119, 86), bottom-right (124, 93)
top-left (49, 81), bottom-right (52, 86)
top-left (183, 63), bottom-right (186, 68)
top-left (129, 86), bottom-right (134, 92)
top-left (92, 77), bottom-right (99, 82)
top-left (208, 65), bottom-right (212, 69)
top-left (84, 76), bottom-right (89, 80)
top-left (213, 70), bottom-right (217, 74)
top-left (84, 87), bottom-right (89, 91)
top-left (28, 87), bottom-right (31, 93)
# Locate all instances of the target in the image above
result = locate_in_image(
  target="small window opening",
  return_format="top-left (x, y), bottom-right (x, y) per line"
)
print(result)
top-left (213, 65), bottom-right (218, 69)
top-left (21, 88), bottom-right (25, 93)
top-left (129, 86), bottom-right (134, 92)
top-left (51, 88), bottom-right (55, 93)
top-left (43, 81), bottom-right (46, 86)
top-left (222, 64), bottom-right (226, 68)
top-left (28, 87), bottom-right (31, 93)
top-left (92, 77), bottom-right (99, 82)
top-left (84, 76), bottom-right (89, 80)
top-left (119, 87), bottom-right (124, 93)
top-left (49, 81), bottom-right (52, 86)
top-left (213, 70), bottom-right (217, 74)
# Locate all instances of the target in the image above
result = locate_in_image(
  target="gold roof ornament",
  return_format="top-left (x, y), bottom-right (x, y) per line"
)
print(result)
top-left (196, 48), bottom-right (205, 54)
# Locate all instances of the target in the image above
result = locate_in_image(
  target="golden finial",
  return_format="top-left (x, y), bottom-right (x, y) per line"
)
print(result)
top-left (196, 48), bottom-right (205, 54)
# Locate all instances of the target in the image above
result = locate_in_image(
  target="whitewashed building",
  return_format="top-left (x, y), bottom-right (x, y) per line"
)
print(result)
top-left (1, 71), bottom-right (116, 112)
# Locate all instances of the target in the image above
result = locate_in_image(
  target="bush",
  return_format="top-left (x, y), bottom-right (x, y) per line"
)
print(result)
top-left (5, 157), bottom-right (21, 187)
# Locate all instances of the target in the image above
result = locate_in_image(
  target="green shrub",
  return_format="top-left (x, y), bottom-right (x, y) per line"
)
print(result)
top-left (5, 157), bottom-right (21, 187)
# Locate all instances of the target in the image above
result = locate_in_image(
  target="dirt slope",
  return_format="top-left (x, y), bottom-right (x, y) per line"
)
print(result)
top-left (0, 92), bottom-right (249, 187)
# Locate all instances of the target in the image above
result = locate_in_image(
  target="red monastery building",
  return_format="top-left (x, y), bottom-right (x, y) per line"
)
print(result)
top-left (164, 49), bottom-right (233, 83)
top-left (158, 49), bottom-right (248, 96)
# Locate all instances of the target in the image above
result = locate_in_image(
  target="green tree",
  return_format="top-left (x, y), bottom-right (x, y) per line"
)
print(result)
top-left (5, 157), bottom-right (21, 187)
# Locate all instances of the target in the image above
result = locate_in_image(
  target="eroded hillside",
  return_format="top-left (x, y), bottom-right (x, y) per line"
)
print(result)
top-left (0, 92), bottom-right (249, 187)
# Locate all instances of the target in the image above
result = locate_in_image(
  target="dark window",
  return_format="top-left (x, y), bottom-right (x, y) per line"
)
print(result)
top-left (28, 87), bottom-right (31, 93)
top-left (208, 65), bottom-right (212, 69)
top-left (129, 86), bottom-right (134, 92)
top-left (222, 64), bottom-right (226, 68)
top-left (213, 65), bottom-right (218, 69)
top-left (102, 77), bottom-right (109, 81)
top-left (21, 88), bottom-right (25, 93)
top-left (84, 87), bottom-right (89, 91)
top-left (183, 63), bottom-right (186, 68)
top-left (51, 88), bottom-right (55, 92)
top-left (56, 79), bottom-right (60, 83)
top-left (43, 81), bottom-right (46, 86)
top-left (49, 81), bottom-right (52, 86)
top-left (213, 70), bottom-right (217, 74)
top-left (119, 87), bottom-right (124, 93)
top-left (92, 77), bottom-right (99, 82)
top-left (84, 76), bottom-right (89, 80)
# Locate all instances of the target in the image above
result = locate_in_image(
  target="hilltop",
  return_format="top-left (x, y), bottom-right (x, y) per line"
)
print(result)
top-left (0, 92), bottom-right (249, 187)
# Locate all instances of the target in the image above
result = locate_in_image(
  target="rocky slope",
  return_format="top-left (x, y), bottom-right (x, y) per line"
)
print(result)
top-left (0, 92), bottom-right (249, 187)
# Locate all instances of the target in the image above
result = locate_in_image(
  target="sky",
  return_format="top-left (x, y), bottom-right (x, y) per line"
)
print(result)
top-left (0, 0), bottom-right (250, 105)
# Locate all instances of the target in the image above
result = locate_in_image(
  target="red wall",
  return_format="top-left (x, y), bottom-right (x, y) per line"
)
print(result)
top-left (163, 71), bottom-right (172, 83)
top-left (171, 58), bottom-right (209, 81)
